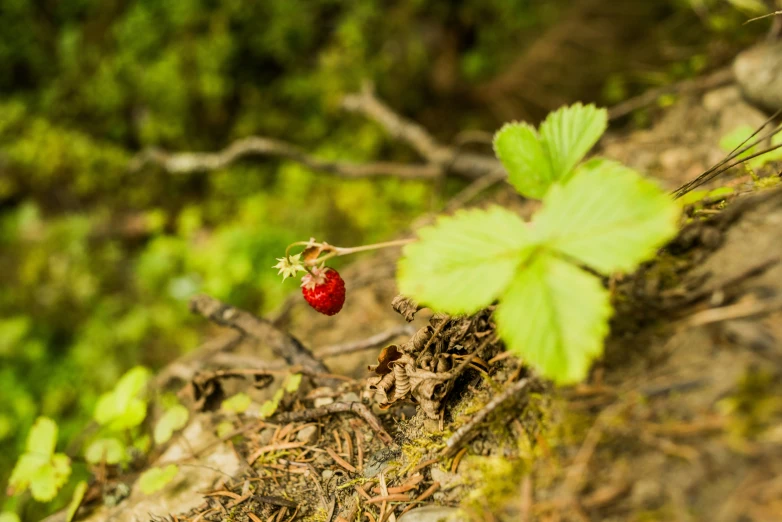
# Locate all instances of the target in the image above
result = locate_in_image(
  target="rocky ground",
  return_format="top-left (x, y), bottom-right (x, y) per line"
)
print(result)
top-left (50, 42), bottom-right (782, 522)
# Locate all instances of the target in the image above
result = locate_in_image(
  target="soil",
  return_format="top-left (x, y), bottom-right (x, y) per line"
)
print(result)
top-left (51, 70), bottom-right (782, 522)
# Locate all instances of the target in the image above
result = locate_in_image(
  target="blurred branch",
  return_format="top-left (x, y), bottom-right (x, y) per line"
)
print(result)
top-left (342, 83), bottom-right (452, 163)
top-left (343, 83), bottom-right (503, 179)
top-left (130, 136), bottom-right (441, 179)
top-left (608, 67), bottom-right (734, 120)
top-left (131, 85), bottom-right (503, 181)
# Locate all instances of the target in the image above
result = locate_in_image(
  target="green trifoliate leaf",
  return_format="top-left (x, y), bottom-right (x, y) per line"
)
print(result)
top-left (27, 454), bottom-right (71, 502)
top-left (258, 389), bottom-right (285, 419)
top-left (398, 206), bottom-right (534, 314)
top-left (138, 464), bottom-right (178, 495)
top-left (10, 417), bottom-right (72, 501)
top-left (493, 122), bottom-right (553, 199)
top-left (153, 405), bottom-right (189, 445)
top-left (66, 481), bottom-right (88, 522)
top-left (222, 392), bottom-right (251, 414)
top-left (26, 417), bottom-right (58, 457)
top-left (539, 103), bottom-right (607, 184)
top-left (85, 438), bottom-right (126, 464)
top-left (496, 255), bottom-right (611, 384)
top-left (533, 159), bottom-right (680, 274)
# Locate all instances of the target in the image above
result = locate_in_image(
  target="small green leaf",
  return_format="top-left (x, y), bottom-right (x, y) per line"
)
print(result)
top-left (154, 405), bottom-right (190, 445)
top-left (283, 373), bottom-right (302, 393)
top-left (114, 366), bottom-right (151, 404)
top-left (66, 481), bottom-right (88, 522)
top-left (85, 438), bottom-right (126, 464)
top-left (398, 206), bottom-right (533, 314)
top-left (26, 417), bottom-right (58, 457)
top-left (258, 389), bottom-right (284, 419)
top-left (138, 464), bottom-right (178, 495)
top-left (222, 392), bottom-right (251, 414)
top-left (94, 366), bottom-right (150, 430)
top-left (493, 122), bottom-right (553, 199)
top-left (216, 421), bottom-right (235, 439)
top-left (719, 125), bottom-right (757, 158)
top-left (533, 159), bottom-right (680, 274)
top-left (0, 513), bottom-right (20, 522)
top-left (539, 103), bottom-right (607, 184)
top-left (29, 454), bottom-right (72, 502)
top-left (496, 255), bottom-right (611, 384)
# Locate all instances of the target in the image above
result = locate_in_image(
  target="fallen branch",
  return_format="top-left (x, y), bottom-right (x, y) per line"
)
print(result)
top-left (188, 294), bottom-right (335, 383)
top-left (273, 401), bottom-right (393, 445)
top-left (130, 136), bottom-right (441, 179)
top-left (343, 84), bottom-right (502, 179)
top-left (315, 325), bottom-right (417, 358)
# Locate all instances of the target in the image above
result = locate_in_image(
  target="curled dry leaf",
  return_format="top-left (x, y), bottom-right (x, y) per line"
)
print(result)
top-left (366, 309), bottom-right (499, 418)
top-left (392, 295), bottom-right (421, 322)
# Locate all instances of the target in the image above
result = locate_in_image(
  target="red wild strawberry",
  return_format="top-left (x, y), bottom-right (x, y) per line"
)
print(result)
top-left (301, 267), bottom-right (345, 316)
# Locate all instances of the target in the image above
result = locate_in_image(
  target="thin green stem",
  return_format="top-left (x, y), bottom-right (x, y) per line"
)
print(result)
top-left (284, 237), bottom-right (416, 266)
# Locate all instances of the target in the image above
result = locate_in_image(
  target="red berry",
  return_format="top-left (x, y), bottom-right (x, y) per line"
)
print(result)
top-left (301, 267), bottom-right (346, 316)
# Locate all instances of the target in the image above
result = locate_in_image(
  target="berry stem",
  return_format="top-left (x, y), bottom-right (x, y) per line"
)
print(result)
top-left (285, 238), bottom-right (415, 265)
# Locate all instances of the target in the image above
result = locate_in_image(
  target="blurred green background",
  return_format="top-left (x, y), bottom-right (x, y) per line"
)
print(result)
top-left (0, 0), bottom-right (765, 519)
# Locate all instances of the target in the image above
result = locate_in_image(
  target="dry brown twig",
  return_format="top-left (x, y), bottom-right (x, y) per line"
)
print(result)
top-left (272, 401), bottom-right (393, 444)
top-left (315, 325), bottom-right (417, 358)
top-left (188, 294), bottom-right (336, 382)
top-left (443, 377), bottom-right (531, 457)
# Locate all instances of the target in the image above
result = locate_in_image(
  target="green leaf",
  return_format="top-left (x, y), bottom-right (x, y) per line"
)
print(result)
top-left (66, 481), bottom-right (88, 522)
top-left (496, 255), bottom-right (611, 384)
top-left (283, 373), bottom-right (302, 393)
top-left (258, 389), bottom-right (284, 419)
top-left (222, 392), bottom-right (251, 414)
top-left (94, 366), bottom-right (150, 430)
top-left (153, 405), bottom-right (189, 445)
top-left (493, 122), bottom-right (553, 199)
top-left (0, 513), bottom-right (21, 522)
top-left (539, 103), bottom-right (607, 185)
top-left (398, 206), bottom-right (533, 314)
top-left (533, 159), bottom-right (680, 274)
top-left (216, 421), bottom-right (235, 439)
top-left (113, 366), bottom-right (151, 405)
top-left (29, 454), bottom-right (72, 502)
top-left (26, 417), bottom-right (58, 457)
top-left (85, 438), bottom-right (126, 464)
top-left (138, 464), bottom-right (178, 495)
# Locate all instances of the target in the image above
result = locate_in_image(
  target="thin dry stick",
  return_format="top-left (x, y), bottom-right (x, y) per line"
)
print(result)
top-left (273, 402), bottom-right (393, 444)
top-left (315, 325), bottom-right (417, 358)
top-left (443, 378), bottom-right (530, 457)
top-left (684, 296), bottom-right (782, 328)
top-left (399, 482), bottom-right (441, 516)
top-left (326, 447), bottom-right (357, 473)
top-left (608, 67), bottom-right (734, 120)
top-left (673, 111), bottom-right (782, 198)
top-left (745, 11), bottom-right (782, 23)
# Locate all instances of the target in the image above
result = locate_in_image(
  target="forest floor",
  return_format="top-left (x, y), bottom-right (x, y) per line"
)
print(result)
top-left (53, 65), bottom-right (782, 522)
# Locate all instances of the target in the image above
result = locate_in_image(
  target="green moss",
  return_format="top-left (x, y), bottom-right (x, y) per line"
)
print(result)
top-left (718, 367), bottom-right (782, 445)
top-left (459, 456), bottom-right (527, 515)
